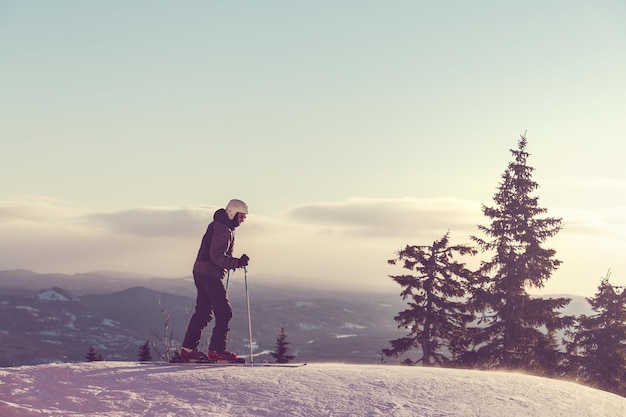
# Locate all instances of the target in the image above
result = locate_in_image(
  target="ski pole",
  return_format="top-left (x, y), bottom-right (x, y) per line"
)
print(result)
top-left (244, 266), bottom-right (254, 366)
top-left (225, 269), bottom-right (231, 290)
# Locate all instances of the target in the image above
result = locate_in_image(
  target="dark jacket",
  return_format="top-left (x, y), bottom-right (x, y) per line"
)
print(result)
top-left (192, 208), bottom-right (240, 278)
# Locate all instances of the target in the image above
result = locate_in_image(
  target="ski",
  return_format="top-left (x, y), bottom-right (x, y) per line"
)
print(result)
top-left (256, 362), bottom-right (307, 368)
top-left (169, 362), bottom-right (307, 368)
top-left (169, 357), bottom-right (246, 365)
top-left (141, 361), bottom-right (306, 368)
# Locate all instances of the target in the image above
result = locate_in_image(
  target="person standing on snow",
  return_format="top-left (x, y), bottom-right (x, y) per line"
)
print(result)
top-left (179, 199), bottom-right (250, 362)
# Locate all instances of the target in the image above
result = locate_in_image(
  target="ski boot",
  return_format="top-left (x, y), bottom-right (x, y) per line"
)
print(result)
top-left (174, 348), bottom-right (210, 363)
top-left (208, 350), bottom-right (246, 363)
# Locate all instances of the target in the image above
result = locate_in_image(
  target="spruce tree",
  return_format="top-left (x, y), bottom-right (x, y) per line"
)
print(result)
top-left (85, 345), bottom-right (103, 362)
top-left (566, 273), bottom-right (626, 396)
top-left (384, 232), bottom-right (476, 366)
top-left (271, 324), bottom-right (296, 364)
top-left (464, 134), bottom-right (572, 373)
top-left (138, 341), bottom-right (153, 362)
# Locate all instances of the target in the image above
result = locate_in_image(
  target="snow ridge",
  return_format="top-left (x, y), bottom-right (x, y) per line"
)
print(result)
top-left (0, 362), bottom-right (623, 417)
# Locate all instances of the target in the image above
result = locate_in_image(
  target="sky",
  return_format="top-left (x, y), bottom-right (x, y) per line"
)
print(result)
top-left (1, 1), bottom-right (625, 297)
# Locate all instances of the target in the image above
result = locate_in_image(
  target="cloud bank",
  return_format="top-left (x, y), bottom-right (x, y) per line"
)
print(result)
top-left (1, 196), bottom-right (625, 295)
top-left (288, 197), bottom-right (483, 239)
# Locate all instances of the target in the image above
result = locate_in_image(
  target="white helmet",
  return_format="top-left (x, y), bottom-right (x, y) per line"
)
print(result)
top-left (225, 199), bottom-right (249, 220)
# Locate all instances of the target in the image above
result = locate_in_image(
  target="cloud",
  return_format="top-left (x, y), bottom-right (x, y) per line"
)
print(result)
top-left (5, 196), bottom-right (486, 284)
top-left (0, 197), bottom-right (86, 222)
top-left (1, 196), bottom-right (625, 294)
top-left (554, 206), bottom-right (626, 240)
top-left (544, 176), bottom-right (626, 208)
top-left (287, 197), bottom-right (484, 240)
top-left (87, 207), bottom-right (215, 238)
top-left (575, 176), bottom-right (626, 189)
top-left (0, 198), bottom-right (220, 239)
top-left (0, 199), bottom-right (208, 276)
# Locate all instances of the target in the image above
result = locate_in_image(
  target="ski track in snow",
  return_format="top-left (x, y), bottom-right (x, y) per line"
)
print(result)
top-left (0, 362), bottom-right (624, 417)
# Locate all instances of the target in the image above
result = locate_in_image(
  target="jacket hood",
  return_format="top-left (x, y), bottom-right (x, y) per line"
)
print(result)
top-left (214, 208), bottom-right (238, 229)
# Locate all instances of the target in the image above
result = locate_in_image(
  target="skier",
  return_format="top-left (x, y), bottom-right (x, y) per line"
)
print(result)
top-left (179, 199), bottom-right (250, 362)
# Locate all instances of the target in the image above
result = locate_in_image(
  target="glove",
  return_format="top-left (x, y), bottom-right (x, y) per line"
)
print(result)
top-left (238, 254), bottom-right (249, 268)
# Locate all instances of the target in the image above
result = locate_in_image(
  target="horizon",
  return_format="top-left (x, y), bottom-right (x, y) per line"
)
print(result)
top-left (1, 2), bottom-right (625, 298)
top-left (0, 267), bottom-right (600, 301)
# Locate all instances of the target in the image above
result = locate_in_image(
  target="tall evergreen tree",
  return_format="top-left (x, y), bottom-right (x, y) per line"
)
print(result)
top-left (464, 134), bottom-right (571, 372)
top-left (565, 273), bottom-right (626, 396)
top-left (271, 324), bottom-right (296, 364)
top-left (384, 232), bottom-right (476, 366)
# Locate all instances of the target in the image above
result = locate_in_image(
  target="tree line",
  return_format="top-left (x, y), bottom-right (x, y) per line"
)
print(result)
top-left (384, 134), bottom-right (626, 397)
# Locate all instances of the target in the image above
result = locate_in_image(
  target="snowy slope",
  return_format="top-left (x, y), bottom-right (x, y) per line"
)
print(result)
top-left (0, 362), bottom-right (623, 417)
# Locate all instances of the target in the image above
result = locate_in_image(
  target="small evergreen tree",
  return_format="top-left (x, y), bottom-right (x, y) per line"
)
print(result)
top-left (86, 345), bottom-right (103, 362)
top-left (138, 341), bottom-right (153, 362)
top-left (384, 232), bottom-right (476, 366)
top-left (565, 272), bottom-right (626, 396)
top-left (271, 324), bottom-right (296, 364)
top-left (463, 134), bottom-right (572, 373)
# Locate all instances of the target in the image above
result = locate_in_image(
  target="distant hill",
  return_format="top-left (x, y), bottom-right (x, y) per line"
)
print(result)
top-left (0, 270), bottom-right (593, 367)
top-left (0, 269), bottom-right (178, 296)
top-left (0, 271), bottom-right (409, 366)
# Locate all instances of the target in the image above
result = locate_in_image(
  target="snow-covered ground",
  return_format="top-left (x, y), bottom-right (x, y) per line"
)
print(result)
top-left (0, 362), bottom-right (623, 417)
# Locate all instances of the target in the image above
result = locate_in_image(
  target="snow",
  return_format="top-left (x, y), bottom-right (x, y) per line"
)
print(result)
top-left (102, 319), bottom-right (121, 328)
top-left (37, 289), bottom-right (70, 302)
top-left (0, 362), bottom-right (623, 417)
top-left (294, 301), bottom-right (317, 308)
top-left (298, 322), bottom-right (323, 330)
top-left (15, 306), bottom-right (39, 315)
top-left (39, 330), bottom-right (63, 337)
top-left (342, 322), bottom-right (367, 329)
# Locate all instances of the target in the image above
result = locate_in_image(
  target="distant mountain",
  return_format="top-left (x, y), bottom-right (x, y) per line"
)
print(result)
top-left (545, 293), bottom-right (594, 317)
top-left (0, 286), bottom-right (188, 366)
top-left (0, 269), bottom-right (176, 295)
top-left (0, 274), bottom-right (409, 366)
top-left (0, 270), bottom-right (594, 367)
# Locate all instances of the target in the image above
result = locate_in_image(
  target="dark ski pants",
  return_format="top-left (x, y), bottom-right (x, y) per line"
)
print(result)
top-left (182, 274), bottom-right (233, 353)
